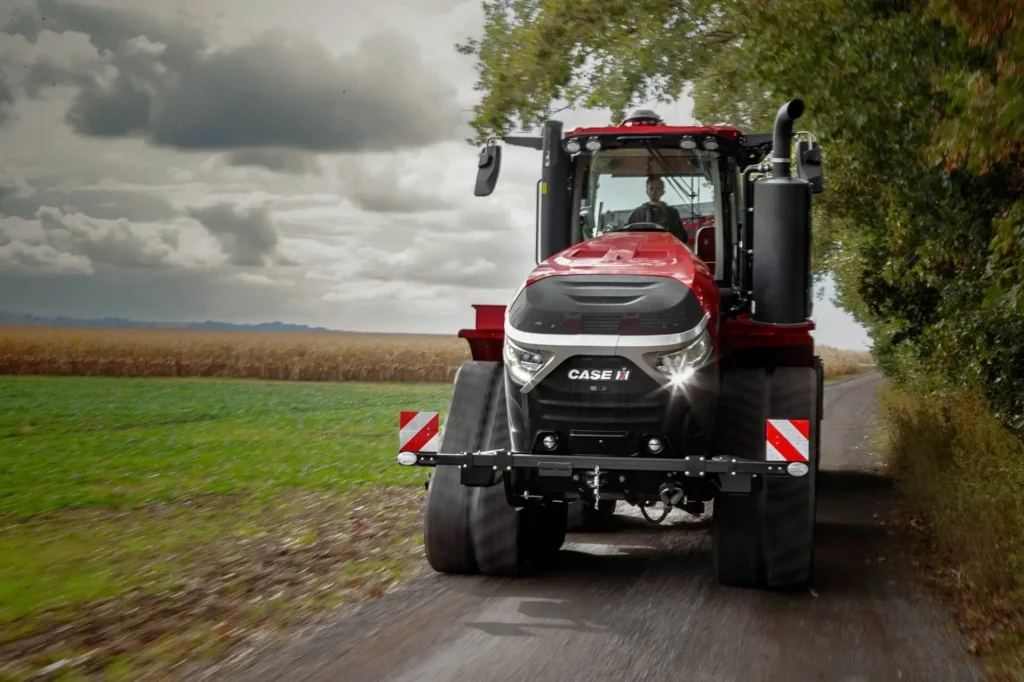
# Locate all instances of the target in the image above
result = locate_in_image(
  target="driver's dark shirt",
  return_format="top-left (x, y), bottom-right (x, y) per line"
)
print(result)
top-left (626, 202), bottom-right (687, 245)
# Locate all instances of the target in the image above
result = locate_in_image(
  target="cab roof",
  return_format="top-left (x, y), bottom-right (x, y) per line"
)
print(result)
top-left (564, 124), bottom-right (743, 139)
top-left (565, 108), bottom-right (743, 140)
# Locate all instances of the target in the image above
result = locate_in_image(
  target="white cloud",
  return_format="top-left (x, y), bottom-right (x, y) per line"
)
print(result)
top-left (235, 272), bottom-right (293, 287)
top-left (0, 207), bottom-right (221, 271)
top-left (0, 239), bottom-right (94, 274)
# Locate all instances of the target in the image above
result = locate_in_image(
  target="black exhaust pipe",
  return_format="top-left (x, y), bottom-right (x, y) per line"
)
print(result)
top-left (771, 99), bottom-right (805, 178)
top-left (751, 98), bottom-right (812, 325)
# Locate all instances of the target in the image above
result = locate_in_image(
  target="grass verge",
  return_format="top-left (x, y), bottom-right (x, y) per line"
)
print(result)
top-left (0, 376), bottom-right (448, 680)
top-left (879, 386), bottom-right (1024, 680)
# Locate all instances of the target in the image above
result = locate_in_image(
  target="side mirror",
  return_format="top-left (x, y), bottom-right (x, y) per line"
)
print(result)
top-left (474, 144), bottom-right (502, 197)
top-left (796, 139), bottom-right (824, 194)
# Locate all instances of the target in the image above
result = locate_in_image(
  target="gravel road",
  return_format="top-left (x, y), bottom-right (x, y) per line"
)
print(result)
top-left (220, 371), bottom-right (985, 682)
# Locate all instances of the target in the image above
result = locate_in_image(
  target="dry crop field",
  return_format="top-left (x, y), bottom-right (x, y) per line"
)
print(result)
top-left (816, 345), bottom-right (875, 378)
top-left (0, 326), bottom-right (472, 383)
top-left (0, 325), bottom-right (873, 382)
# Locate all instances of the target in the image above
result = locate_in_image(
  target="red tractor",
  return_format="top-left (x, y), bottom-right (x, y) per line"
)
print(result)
top-left (397, 100), bottom-right (826, 589)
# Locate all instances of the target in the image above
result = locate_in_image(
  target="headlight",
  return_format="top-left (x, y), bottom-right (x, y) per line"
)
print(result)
top-left (503, 338), bottom-right (546, 385)
top-left (649, 328), bottom-right (713, 386)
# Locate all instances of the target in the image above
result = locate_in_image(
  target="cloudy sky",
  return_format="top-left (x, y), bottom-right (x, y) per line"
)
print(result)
top-left (0, 0), bottom-right (871, 349)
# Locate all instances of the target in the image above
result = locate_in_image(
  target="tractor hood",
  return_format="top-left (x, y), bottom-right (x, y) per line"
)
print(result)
top-left (527, 231), bottom-right (704, 287)
top-left (507, 231), bottom-right (720, 338)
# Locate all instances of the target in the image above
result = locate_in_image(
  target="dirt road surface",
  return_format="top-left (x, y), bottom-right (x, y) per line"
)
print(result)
top-left (219, 372), bottom-right (985, 682)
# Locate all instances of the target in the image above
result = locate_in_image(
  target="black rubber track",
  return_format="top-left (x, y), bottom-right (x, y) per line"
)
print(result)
top-left (760, 362), bottom-right (820, 588)
top-left (469, 363), bottom-right (569, 574)
top-left (424, 361), bottom-right (568, 576)
top-left (422, 465), bottom-right (476, 574)
top-left (422, 362), bottom-right (496, 574)
top-left (712, 362), bottom-right (821, 588)
top-left (466, 362), bottom-right (522, 575)
top-left (421, 358), bottom-right (505, 569)
top-left (712, 368), bottom-right (768, 586)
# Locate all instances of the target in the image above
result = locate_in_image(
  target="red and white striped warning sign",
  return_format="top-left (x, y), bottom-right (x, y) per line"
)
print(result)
top-left (399, 411), bottom-right (439, 453)
top-left (765, 419), bottom-right (810, 462)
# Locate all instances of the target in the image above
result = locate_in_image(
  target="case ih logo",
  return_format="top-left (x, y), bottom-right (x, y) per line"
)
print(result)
top-left (567, 368), bottom-right (631, 381)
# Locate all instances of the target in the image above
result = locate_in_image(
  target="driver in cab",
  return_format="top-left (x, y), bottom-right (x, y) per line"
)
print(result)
top-left (625, 175), bottom-right (688, 245)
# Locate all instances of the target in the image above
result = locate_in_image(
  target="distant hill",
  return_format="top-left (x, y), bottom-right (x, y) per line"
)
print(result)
top-left (0, 312), bottom-right (332, 332)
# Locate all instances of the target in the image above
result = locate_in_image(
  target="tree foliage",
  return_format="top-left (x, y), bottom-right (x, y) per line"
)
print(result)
top-left (458, 0), bottom-right (1024, 434)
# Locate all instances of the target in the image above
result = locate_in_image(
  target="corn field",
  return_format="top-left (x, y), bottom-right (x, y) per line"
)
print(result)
top-left (0, 326), bottom-right (872, 382)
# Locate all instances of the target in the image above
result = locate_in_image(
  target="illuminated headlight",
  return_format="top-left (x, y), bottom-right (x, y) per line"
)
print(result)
top-left (564, 139), bottom-right (581, 154)
top-left (584, 137), bottom-right (602, 152)
top-left (503, 338), bottom-right (546, 385)
top-left (649, 328), bottom-right (713, 387)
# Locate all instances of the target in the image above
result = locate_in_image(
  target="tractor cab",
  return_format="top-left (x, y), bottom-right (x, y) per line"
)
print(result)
top-left (474, 106), bottom-right (823, 307)
top-left (566, 110), bottom-right (738, 279)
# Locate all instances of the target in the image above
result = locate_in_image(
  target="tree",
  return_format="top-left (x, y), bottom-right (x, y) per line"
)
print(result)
top-left (457, 0), bottom-right (1024, 435)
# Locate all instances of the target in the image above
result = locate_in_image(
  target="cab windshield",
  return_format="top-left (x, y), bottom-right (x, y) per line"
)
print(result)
top-left (579, 148), bottom-right (723, 247)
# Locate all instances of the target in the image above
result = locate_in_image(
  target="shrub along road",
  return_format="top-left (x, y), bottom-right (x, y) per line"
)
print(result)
top-left (218, 372), bottom-right (985, 682)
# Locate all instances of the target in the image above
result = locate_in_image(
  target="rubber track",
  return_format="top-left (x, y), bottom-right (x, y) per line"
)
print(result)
top-left (712, 368), bottom-right (769, 586)
top-left (712, 362), bottom-right (821, 588)
top-left (469, 362), bottom-right (524, 575)
top-left (424, 361), bottom-right (567, 576)
top-left (422, 362), bottom-right (497, 574)
top-left (760, 364), bottom-right (819, 588)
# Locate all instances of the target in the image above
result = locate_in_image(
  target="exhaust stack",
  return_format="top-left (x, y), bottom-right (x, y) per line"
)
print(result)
top-left (771, 99), bottom-right (805, 177)
top-left (750, 98), bottom-right (813, 325)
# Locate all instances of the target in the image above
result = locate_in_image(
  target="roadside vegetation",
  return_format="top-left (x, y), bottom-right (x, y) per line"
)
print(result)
top-left (882, 386), bottom-right (1024, 679)
top-left (457, 0), bottom-right (1022, 674)
top-left (0, 376), bottom-right (446, 680)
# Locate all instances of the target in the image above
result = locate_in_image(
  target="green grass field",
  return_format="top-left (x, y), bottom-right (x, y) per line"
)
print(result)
top-left (0, 376), bottom-right (450, 680)
top-left (0, 369), bottom-right (870, 679)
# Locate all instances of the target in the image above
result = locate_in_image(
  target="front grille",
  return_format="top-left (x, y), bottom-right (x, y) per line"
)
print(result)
top-left (528, 356), bottom-right (665, 433)
top-left (578, 314), bottom-right (622, 333)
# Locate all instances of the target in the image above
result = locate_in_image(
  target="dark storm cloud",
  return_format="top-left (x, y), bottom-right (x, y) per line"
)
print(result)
top-left (0, 266), bottom-right (308, 322)
top-left (4, 0), bottom-right (205, 60)
top-left (65, 74), bottom-right (152, 138)
top-left (188, 202), bottom-right (282, 267)
top-left (344, 183), bottom-right (453, 215)
top-left (224, 148), bottom-right (322, 176)
top-left (3, 0), bottom-right (465, 152)
top-left (0, 73), bottom-right (13, 125)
